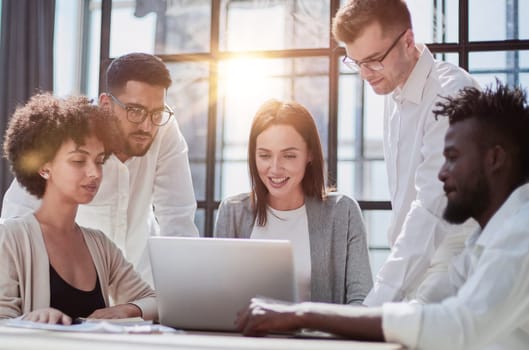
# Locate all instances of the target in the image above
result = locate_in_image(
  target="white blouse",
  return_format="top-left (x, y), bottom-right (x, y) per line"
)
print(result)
top-left (251, 205), bottom-right (311, 302)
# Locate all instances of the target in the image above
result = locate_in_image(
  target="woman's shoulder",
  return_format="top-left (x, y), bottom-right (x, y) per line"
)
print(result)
top-left (219, 192), bottom-right (253, 209)
top-left (320, 192), bottom-right (360, 209)
top-left (0, 214), bottom-right (43, 252)
top-left (0, 214), bottom-right (37, 237)
top-left (221, 192), bottom-right (252, 203)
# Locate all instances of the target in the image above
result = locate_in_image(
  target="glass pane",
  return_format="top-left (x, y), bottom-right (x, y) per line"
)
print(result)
top-left (407, 0), bottom-right (458, 43)
top-left (54, 0), bottom-right (81, 97)
top-left (337, 65), bottom-right (385, 161)
top-left (110, 0), bottom-right (211, 56)
top-left (219, 0), bottom-right (330, 51)
top-left (88, 1), bottom-right (101, 98)
top-left (337, 160), bottom-right (389, 201)
top-left (362, 210), bottom-right (391, 248)
top-left (364, 209), bottom-right (393, 281)
top-left (338, 72), bottom-right (360, 160)
top-left (469, 0), bottom-right (528, 41)
top-left (522, 1), bottom-right (529, 39)
top-left (220, 161), bottom-right (251, 199)
top-left (216, 56), bottom-right (329, 200)
top-left (432, 52), bottom-right (459, 66)
top-left (166, 62), bottom-right (209, 201)
top-left (368, 249), bottom-right (391, 280)
top-left (469, 50), bottom-right (529, 88)
top-left (194, 208), bottom-right (205, 236)
top-left (363, 85), bottom-right (385, 159)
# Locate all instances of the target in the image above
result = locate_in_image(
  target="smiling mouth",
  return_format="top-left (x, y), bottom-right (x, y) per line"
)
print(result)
top-left (443, 186), bottom-right (456, 196)
top-left (269, 177), bottom-right (288, 185)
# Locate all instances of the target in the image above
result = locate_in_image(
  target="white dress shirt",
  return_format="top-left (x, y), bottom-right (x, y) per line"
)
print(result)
top-left (1, 117), bottom-right (199, 285)
top-left (363, 45), bottom-right (480, 306)
top-left (382, 183), bottom-right (529, 350)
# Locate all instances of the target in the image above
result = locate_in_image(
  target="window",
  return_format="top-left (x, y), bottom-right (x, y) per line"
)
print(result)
top-left (55, 0), bottom-right (529, 277)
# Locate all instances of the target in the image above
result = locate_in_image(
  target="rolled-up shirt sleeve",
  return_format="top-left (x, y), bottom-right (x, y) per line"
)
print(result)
top-left (382, 302), bottom-right (422, 348)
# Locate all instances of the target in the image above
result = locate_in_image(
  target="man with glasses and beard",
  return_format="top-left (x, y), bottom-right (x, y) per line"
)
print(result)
top-left (1, 53), bottom-right (199, 286)
top-left (332, 0), bottom-right (480, 306)
top-left (236, 82), bottom-right (529, 350)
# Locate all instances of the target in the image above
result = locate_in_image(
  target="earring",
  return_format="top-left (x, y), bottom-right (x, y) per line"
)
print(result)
top-left (40, 172), bottom-right (49, 180)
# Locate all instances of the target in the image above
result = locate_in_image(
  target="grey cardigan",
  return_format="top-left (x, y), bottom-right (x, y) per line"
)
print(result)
top-left (214, 192), bottom-right (373, 304)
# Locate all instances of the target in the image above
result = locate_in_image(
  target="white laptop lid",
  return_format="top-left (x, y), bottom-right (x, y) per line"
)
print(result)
top-left (148, 236), bottom-right (296, 331)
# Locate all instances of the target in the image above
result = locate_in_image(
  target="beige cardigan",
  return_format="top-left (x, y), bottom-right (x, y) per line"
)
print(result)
top-left (0, 214), bottom-right (157, 320)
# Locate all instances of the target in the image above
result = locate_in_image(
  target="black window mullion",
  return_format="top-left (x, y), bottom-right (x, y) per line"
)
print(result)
top-left (327, 0), bottom-right (341, 188)
top-left (204, 0), bottom-right (221, 236)
top-left (98, 0), bottom-right (112, 95)
top-left (458, 0), bottom-right (469, 70)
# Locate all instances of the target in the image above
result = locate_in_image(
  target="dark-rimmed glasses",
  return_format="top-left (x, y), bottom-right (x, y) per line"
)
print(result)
top-left (342, 30), bottom-right (407, 72)
top-left (108, 93), bottom-right (174, 126)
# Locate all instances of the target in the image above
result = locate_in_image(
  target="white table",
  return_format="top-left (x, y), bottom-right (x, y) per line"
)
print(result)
top-left (0, 326), bottom-right (404, 350)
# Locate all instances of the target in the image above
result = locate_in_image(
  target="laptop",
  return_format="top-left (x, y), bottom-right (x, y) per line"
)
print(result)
top-left (148, 236), bottom-right (296, 331)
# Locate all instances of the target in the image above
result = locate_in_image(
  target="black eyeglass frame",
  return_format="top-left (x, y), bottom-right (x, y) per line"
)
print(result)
top-left (107, 93), bottom-right (174, 126)
top-left (342, 29), bottom-right (408, 72)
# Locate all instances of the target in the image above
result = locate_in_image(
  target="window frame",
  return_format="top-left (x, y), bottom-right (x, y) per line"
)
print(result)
top-left (96, 0), bottom-right (529, 239)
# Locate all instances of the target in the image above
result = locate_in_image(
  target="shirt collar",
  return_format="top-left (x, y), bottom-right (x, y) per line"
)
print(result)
top-left (392, 44), bottom-right (434, 105)
top-left (475, 182), bottom-right (529, 248)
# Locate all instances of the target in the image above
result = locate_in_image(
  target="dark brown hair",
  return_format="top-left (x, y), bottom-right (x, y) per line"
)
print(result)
top-left (332, 0), bottom-right (412, 44)
top-left (3, 93), bottom-right (115, 198)
top-left (248, 99), bottom-right (326, 226)
top-left (105, 52), bottom-right (172, 93)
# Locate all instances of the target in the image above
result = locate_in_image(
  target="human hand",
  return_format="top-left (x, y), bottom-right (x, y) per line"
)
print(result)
top-left (235, 297), bottom-right (303, 336)
top-left (87, 303), bottom-right (141, 319)
top-left (23, 308), bottom-right (72, 325)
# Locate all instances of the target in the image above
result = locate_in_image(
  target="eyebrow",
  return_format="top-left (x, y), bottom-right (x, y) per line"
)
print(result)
top-left (123, 102), bottom-right (165, 112)
top-left (68, 149), bottom-right (89, 155)
top-left (353, 49), bottom-right (385, 63)
top-left (256, 147), bottom-right (300, 152)
top-left (68, 148), bottom-right (106, 157)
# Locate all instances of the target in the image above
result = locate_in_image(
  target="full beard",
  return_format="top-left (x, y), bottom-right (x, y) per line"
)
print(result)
top-left (123, 136), bottom-right (153, 157)
top-left (115, 124), bottom-right (153, 157)
top-left (443, 175), bottom-right (490, 224)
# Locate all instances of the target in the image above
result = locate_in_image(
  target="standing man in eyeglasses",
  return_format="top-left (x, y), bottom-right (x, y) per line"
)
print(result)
top-left (1, 52), bottom-right (199, 286)
top-left (333, 0), bottom-right (480, 306)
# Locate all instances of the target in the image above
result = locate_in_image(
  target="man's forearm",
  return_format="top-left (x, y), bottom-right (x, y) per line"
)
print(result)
top-left (299, 303), bottom-right (385, 341)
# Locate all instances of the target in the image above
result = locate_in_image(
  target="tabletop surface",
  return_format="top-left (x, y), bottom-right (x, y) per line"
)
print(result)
top-left (0, 325), bottom-right (404, 350)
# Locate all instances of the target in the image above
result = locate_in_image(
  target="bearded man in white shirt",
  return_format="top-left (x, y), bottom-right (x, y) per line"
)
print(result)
top-left (1, 52), bottom-right (199, 285)
top-left (332, 0), bottom-right (480, 306)
top-left (236, 82), bottom-right (529, 350)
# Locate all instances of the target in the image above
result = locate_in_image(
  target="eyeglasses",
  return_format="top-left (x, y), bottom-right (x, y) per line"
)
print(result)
top-left (107, 93), bottom-right (174, 126)
top-left (342, 30), bottom-right (407, 72)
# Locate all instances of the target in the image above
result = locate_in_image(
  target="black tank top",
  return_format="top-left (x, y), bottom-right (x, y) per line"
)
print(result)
top-left (49, 264), bottom-right (106, 319)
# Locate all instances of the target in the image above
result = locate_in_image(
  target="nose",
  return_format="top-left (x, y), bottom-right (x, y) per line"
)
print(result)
top-left (88, 161), bottom-right (102, 179)
top-left (270, 156), bottom-right (283, 172)
top-left (138, 114), bottom-right (154, 132)
top-left (359, 64), bottom-right (374, 80)
top-left (438, 161), bottom-right (448, 183)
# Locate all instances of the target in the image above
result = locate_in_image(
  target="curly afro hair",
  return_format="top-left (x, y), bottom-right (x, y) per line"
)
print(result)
top-left (3, 93), bottom-right (116, 198)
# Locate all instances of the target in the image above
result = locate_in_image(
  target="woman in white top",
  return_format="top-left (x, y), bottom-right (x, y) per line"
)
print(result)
top-left (215, 99), bottom-right (372, 304)
top-left (0, 93), bottom-right (156, 324)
